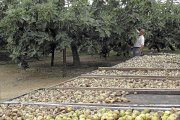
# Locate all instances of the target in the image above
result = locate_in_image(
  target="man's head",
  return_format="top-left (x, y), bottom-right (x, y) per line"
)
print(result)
top-left (139, 29), bottom-right (145, 35)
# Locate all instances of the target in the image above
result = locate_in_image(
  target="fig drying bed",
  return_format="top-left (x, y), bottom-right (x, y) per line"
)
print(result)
top-left (126, 94), bottom-right (180, 104)
top-left (83, 66), bottom-right (180, 77)
top-left (3, 54), bottom-right (180, 110)
top-left (98, 67), bottom-right (180, 71)
top-left (5, 88), bottom-right (180, 107)
top-left (81, 74), bottom-right (180, 79)
top-left (1, 102), bottom-right (179, 111)
top-left (6, 88), bottom-right (131, 103)
top-left (86, 70), bottom-right (180, 78)
top-left (112, 61), bottom-right (180, 68)
top-left (78, 75), bottom-right (179, 80)
top-left (53, 76), bottom-right (180, 89)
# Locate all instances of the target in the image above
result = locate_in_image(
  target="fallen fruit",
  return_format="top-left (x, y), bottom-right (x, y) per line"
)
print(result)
top-left (1, 104), bottom-right (180, 120)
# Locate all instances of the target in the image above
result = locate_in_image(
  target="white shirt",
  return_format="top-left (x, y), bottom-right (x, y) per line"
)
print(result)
top-left (134, 35), bottom-right (145, 47)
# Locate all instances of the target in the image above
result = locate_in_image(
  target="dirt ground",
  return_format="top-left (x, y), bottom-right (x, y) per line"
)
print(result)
top-left (0, 51), bottom-right (128, 102)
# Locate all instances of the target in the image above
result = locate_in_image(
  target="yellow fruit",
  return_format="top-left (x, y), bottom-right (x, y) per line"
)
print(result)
top-left (79, 118), bottom-right (86, 120)
top-left (126, 115), bottom-right (133, 120)
top-left (118, 116), bottom-right (126, 120)
top-left (79, 114), bottom-right (86, 118)
top-left (133, 110), bottom-right (141, 115)
top-left (161, 115), bottom-right (169, 120)
top-left (132, 113), bottom-right (137, 119)
top-left (135, 116), bottom-right (144, 120)
top-left (120, 110), bottom-right (125, 117)
top-left (145, 113), bottom-right (151, 119)
top-left (152, 116), bottom-right (159, 120)
top-left (139, 113), bottom-right (146, 119)
top-left (37, 116), bottom-right (44, 120)
top-left (66, 107), bottom-right (73, 112)
top-left (92, 115), bottom-right (100, 120)
top-left (125, 111), bottom-right (132, 115)
top-left (143, 108), bottom-right (151, 113)
top-left (164, 111), bottom-right (171, 116)
top-left (114, 110), bottom-right (120, 115)
top-left (167, 114), bottom-right (177, 120)
top-left (107, 116), bottom-right (114, 120)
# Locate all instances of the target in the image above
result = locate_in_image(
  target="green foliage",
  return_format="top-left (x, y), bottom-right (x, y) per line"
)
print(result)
top-left (0, 0), bottom-right (72, 65)
top-left (0, 0), bottom-right (179, 67)
top-left (145, 1), bottom-right (180, 50)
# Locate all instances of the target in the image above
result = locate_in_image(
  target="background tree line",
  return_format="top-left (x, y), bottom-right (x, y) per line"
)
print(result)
top-left (0, 0), bottom-right (179, 68)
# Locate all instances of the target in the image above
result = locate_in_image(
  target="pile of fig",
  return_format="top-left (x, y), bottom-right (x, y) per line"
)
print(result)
top-left (13, 89), bottom-right (129, 104)
top-left (1, 104), bottom-right (180, 120)
top-left (113, 54), bottom-right (180, 68)
top-left (87, 70), bottom-right (180, 77)
top-left (57, 78), bottom-right (180, 89)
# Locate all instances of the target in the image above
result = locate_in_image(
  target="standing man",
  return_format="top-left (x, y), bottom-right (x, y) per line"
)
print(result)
top-left (133, 28), bottom-right (145, 56)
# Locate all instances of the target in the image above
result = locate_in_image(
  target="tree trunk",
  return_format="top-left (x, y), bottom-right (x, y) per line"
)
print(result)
top-left (50, 44), bottom-right (56, 67)
top-left (168, 43), bottom-right (175, 51)
top-left (19, 55), bottom-right (29, 70)
top-left (71, 42), bottom-right (80, 66)
top-left (62, 48), bottom-right (66, 77)
top-left (149, 44), bottom-right (161, 52)
top-left (51, 48), bottom-right (55, 67)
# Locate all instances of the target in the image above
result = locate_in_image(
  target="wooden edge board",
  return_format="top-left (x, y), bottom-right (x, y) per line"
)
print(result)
top-left (40, 87), bottom-right (180, 95)
top-left (80, 74), bottom-right (180, 79)
top-left (98, 67), bottom-right (180, 71)
top-left (141, 53), bottom-right (171, 56)
top-left (134, 52), bottom-right (179, 56)
top-left (148, 61), bottom-right (180, 64)
top-left (67, 76), bottom-right (179, 80)
top-left (1, 101), bottom-right (180, 110)
top-left (47, 87), bottom-right (180, 91)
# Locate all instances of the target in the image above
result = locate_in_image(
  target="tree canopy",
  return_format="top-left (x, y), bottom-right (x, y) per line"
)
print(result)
top-left (0, 0), bottom-right (179, 68)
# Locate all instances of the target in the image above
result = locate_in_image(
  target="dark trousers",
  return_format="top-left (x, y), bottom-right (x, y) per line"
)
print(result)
top-left (133, 47), bottom-right (141, 56)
